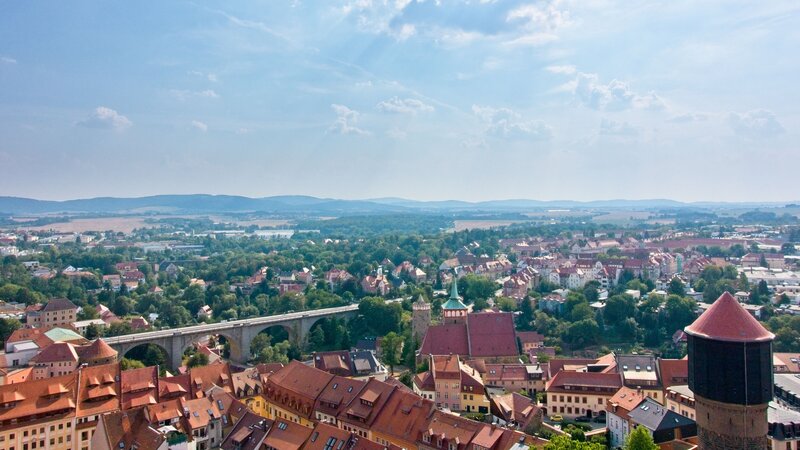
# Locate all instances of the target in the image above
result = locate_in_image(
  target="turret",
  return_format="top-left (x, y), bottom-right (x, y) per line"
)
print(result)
top-left (685, 292), bottom-right (774, 449)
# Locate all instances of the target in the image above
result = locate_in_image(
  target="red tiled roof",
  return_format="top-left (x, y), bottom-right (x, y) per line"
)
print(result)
top-left (546, 370), bottom-right (622, 394)
top-left (370, 388), bottom-right (433, 444)
top-left (30, 342), bottom-right (78, 364)
top-left (77, 363), bottom-right (120, 417)
top-left (658, 358), bottom-right (688, 389)
top-left (77, 338), bottom-right (118, 360)
top-left (685, 292), bottom-right (774, 342)
top-left (419, 324), bottom-right (470, 356)
top-left (606, 386), bottom-right (646, 420)
top-left (467, 312), bottom-right (518, 357)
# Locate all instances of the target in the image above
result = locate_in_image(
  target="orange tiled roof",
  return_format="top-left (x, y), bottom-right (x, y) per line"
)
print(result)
top-left (0, 372), bottom-right (77, 422)
top-left (77, 362), bottom-right (120, 418)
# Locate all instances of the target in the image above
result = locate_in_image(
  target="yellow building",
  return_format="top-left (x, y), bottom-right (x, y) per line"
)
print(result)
top-left (0, 373), bottom-right (78, 450)
top-left (665, 384), bottom-right (696, 421)
top-left (546, 371), bottom-right (622, 418)
top-left (231, 367), bottom-right (269, 417)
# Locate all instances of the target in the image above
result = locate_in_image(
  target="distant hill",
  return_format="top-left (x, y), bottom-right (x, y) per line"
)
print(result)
top-left (0, 195), bottom-right (790, 215)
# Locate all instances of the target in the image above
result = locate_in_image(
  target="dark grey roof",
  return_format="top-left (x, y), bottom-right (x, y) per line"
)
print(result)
top-left (628, 397), bottom-right (695, 432)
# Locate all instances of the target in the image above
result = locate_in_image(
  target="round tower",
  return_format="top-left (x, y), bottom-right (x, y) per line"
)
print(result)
top-left (412, 295), bottom-right (431, 343)
top-left (685, 292), bottom-right (774, 450)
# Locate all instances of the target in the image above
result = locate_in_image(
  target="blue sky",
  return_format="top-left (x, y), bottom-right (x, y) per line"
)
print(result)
top-left (0, 0), bottom-right (798, 202)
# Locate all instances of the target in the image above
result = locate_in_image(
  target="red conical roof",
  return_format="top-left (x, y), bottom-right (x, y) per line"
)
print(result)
top-left (685, 292), bottom-right (774, 343)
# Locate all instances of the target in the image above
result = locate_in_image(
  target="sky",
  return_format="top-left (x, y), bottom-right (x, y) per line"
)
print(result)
top-left (0, 0), bottom-right (798, 202)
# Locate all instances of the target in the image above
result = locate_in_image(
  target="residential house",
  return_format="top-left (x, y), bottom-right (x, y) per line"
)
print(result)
top-left (546, 370), bottom-right (623, 418)
top-left (90, 406), bottom-right (168, 450)
top-left (517, 331), bottom-right (545, 354)
top-left (369, 387), bottom-right (433, 449)
top-left (481, 363), bottom-right (548, 396)
top-left (606, 386), bottom-right (647, 448)
top-left (264, 360), bottom-right (334, 427)
top-left (324, 268), bottom-right (354, 290)
top-left (30, 342), bottom-right (80, 379)
top-left (490, 392), bottom-right (543, 433)
top-left (337, 378), bottom-right (395, 440)
top-left (615, 354), bottom-right (663, 403)
top-left (26, 298), bottom-right (78, 328)
top-left (626, 397), bottom-right (697, 444)
top-left (313, 376), bottom-right (366, 426)
top-left (665, 385), bottom-right (696, 421)
top-left (121, 365), bottom-right (160, 409)
top-left (0, 372), bottom-right (79, 450)
top-left (75, 362), bottom-right (121, 450)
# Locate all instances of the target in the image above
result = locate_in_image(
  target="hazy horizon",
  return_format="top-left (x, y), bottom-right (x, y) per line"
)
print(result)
top-left (1, 1), bottom-right (798, 202)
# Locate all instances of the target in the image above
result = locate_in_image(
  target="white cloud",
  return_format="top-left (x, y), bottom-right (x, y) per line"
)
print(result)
top-left (170, 89), bottom-right (220, 100)
top-left (599, 118), bottom-right (638, 136)
top-left (1, 56), bottom-right (17, 64)
top-left (191, 120), bottom-right (208, 132)
top-left (727, 109), bottom-right (785, 138)
top-left (472, 105), bottom-right (553, 141)
top-left (376, 97), bottom-right (434, 114)
top-left (503, 32), bottom-right (558, 47)
top-left (506, 1), bottom-right (571, 45)
top-left (387, 128), bottom-right (407, 139)
top-left (394, 23), bottom-right (416, 41)
top-left (329, 104), bottom-right (369, 135)
top-left (77, 107), bottom-right (132, 131)
top-left (189, 70), bottom-right (219, 82)
top-left (545, 64), bottom-right (576, 75)
top-left (573, 72), bottom-right (665, 111)
top-left (667, 112), bottom-right (709, 123)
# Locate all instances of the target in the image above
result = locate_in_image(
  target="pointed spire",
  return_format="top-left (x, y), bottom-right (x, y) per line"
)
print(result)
top-left (450, 275), bottom-right (459, 300)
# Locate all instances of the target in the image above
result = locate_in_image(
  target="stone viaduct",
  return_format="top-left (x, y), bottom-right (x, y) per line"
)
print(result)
top-left (103, 304), bottom-right (362, 369)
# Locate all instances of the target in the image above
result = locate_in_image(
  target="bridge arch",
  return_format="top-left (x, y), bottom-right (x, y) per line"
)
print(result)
top-left (121, 342), bottom-right (170, 369)
top-left (181, 330), bottom-right (244, 365)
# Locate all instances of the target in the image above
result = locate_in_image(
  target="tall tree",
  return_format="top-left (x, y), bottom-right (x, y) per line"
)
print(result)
top-left (380, 331), bottom-right (402, 375)
top-left (624, 426), bottom-right (658, 450)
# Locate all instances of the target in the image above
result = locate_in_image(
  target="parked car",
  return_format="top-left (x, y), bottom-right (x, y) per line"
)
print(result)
top-left (575, 416), bottom-right (592, 423)
top-left (550, 415), bottom-right (563, 422)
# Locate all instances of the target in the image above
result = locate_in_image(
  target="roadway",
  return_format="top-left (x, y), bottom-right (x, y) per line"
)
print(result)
top-left (102, 297), bottom-right (404, 346)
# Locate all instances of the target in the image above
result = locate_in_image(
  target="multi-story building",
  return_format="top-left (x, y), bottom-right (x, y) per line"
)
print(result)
top-left (75, 362), bottom-right (121, 450)
top-left (606, 386), bottom-right (647, 448)
top-left (0, 373), bottom-right (78, 450)
top-left (264, 360), bottom-right (333, 427)
top-left (26, 298), bottom-right (78, 328)
top-left (546, 370), bottom-right (622, 418)
top-left (481, 363), bottom-right (548, 396)
top-left (664, 385), bottom-right (695, 420)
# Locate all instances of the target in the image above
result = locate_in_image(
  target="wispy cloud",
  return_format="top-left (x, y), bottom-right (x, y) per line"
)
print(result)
top-left (545, 64), bottom-right (576, 75)
top-left (170, 89), bottom-right (220, 100)
top-left (727, 109), bottom-right (784, 138)
top-left (329, 104), bottom-right (369, 135)
top-left (667, 112), bottom-right (709, 123)
top-left (599, 118), bottom-right (639, 136)
top-left (188, 70), bottom-right (218, 82)
top-left (376, 97), bottom-right (434, 114)
top-left (1, 56), bottom-right (17, 64)
top-left (472, 105), bottom-right (553, 141)
top-left (191, 120), bottom-right (208, 132)
top-left (573, 72), bottom-right (665, 111)
top-left (77, 107), bottom-right (132, 131)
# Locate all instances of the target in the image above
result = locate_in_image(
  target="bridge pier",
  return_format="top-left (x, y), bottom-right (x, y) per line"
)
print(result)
top-left (105, 305), bottom-right (362, 370)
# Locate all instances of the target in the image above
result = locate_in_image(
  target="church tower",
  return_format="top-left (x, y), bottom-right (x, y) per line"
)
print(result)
top-left (441, 276), bottom-right (468, 324)
top-left (685, 292), bottom-right (774, 450)
top-left (412, 295), bottom-right (431, 343)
